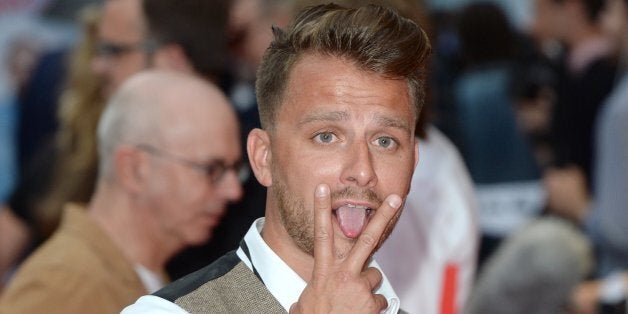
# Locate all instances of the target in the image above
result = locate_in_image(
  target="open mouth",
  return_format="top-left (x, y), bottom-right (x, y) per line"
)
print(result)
top-left (332, 203), bottom-right (374, 238)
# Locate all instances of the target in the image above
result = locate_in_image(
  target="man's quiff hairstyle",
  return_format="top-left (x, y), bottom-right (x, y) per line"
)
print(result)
top-left (255, 3), bottom-right (431, 131)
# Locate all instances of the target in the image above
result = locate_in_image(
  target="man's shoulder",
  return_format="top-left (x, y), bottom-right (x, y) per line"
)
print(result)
top-left (154, 250), bottom-right (242, 302)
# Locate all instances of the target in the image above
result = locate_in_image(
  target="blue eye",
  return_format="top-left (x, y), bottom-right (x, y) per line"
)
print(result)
top-left (314, 132), bottom-right (336, 143)
top-left (375, 137), bottom-right (396, 149)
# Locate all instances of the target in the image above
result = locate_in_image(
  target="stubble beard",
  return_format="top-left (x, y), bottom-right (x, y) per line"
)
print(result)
top-left (271, 167), bottom-right (404, 260)
top-left (272, 171), bottom-right (315, 256)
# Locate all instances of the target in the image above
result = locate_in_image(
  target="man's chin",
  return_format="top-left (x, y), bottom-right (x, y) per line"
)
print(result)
top-left (184, 229), bottom-right (213, 247)
top-left (331, 237), bottom-right (358, 260)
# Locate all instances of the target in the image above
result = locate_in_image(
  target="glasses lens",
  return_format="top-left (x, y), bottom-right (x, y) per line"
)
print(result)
top-left (96, 42), bottom-right (144, 58)
top-left (237, 163), bottom-right (250, 183)
top-left (207, 160), bottom-right (246, 184)
top-left (136, 144), bottom-right (246, 185)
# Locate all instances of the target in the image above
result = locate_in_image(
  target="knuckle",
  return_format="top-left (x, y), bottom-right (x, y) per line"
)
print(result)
top-left (360, 276), bottom-right (374, 290)
top-left (314, 228), bottom-right (331, 241)
top-left (376, 295), bottom-right (388, 311)
top-left (369, 267), bottom-right (383, 281)
top-left (315, 199), bottom-right (328, 210)
top-left (359, 232), bottom-right (378, 248)
top-left (362, 269), bottom-right (382, 290)
top-left (335, 270), bottom-right (351, 283)
top-left (379, 207), bottom-right (394, 221)
top-left (364, 297), bottom-right (384, 313)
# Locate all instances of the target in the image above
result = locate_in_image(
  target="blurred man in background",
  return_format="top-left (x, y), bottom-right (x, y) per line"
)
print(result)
top-left (0, 70), bottom-right (242, 313)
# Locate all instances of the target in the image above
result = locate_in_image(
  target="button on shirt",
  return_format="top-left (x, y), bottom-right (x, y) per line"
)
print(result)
top-left (122, 218), bottom-right (401, 313)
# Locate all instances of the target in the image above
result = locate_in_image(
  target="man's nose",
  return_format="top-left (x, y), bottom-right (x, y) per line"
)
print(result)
top-left (341, 141), bottom-right (377, 188)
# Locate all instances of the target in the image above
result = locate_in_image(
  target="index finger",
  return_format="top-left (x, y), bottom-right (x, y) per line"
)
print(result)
top-left (345, 194), bottom-right (402, 272)
top-left (312, 184), bottom-right (334, 273)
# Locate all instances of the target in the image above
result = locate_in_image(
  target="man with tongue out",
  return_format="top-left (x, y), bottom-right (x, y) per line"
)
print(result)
top-left (123, 3), bottom-right (431, 314)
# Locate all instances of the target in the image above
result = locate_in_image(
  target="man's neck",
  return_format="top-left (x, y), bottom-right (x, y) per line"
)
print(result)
top-left (261, 209), bottom-right (314, 282)
top-left (88, 183), bottom-right (175, 274)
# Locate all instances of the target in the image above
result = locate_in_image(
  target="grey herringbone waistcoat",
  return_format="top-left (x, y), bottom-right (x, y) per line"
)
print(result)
top-left (154, 251), bottom-right (286, 314)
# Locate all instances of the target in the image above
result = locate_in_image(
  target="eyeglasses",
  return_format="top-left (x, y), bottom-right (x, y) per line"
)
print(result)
top-left (135, 144), bottom-right (247, 185)
top-left (95, 40), bottom-right (158, 59)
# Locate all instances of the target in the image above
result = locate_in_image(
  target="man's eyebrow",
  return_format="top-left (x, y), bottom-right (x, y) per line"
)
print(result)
top-left (297, 111), bottom-right (349, 127)
top-left (373, 114), bottom-right (411, 132)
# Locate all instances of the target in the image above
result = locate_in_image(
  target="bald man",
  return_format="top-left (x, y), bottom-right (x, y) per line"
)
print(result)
top-left (0, 71), bottom-right (242, 313)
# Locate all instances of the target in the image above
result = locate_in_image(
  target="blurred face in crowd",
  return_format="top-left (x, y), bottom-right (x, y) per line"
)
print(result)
top-left (228, 0), bottom-right (291, 79)
top-left (531, 0), bottom-right (569, 43)
top-left (92, 0), bottom-right (149, 96)
top-left (256, 54), bottom-right (418, 259)
top-left (141, 81), bottom-right (243, 246)
top-left (601, 0), bottom-right (628, 50)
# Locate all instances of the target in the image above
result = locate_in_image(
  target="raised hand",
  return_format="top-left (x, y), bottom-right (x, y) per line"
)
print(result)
top-left (289, 184), bottom-right (402, 314)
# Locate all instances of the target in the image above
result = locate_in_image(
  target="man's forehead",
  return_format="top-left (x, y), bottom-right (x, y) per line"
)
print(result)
top-left (281, 54), bottom-right (414, 119)
top-left (158, 103), bottom-right (237, 149)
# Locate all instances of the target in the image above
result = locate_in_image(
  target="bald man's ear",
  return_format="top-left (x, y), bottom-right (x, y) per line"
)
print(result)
top-left (114, 145), bottom-right (148, 193)
top-left (247, 128), bottom-right (272, 187)
top-left (153, 43), bottom-right (194, 74)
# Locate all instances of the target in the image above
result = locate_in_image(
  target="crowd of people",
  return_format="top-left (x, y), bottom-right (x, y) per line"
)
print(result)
top-left (0, 0), bottom-right (626, 313)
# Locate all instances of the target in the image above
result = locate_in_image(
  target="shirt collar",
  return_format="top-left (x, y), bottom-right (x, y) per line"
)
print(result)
top-left (236, 217), bottom-right (400, 313)
top-left (134, 264), bottom-right (167, 294)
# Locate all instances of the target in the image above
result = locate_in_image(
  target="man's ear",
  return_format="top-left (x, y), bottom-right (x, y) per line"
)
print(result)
top-left (247, 128), bottom-right (273, 187)
top-left (153, 43), bottom-right (194, 74)
top-left (114, 146), bottom-right (148, 193)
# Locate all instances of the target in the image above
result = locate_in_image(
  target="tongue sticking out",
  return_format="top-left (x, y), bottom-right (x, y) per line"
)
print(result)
top-left (335, 205), bottom-right (368, 238)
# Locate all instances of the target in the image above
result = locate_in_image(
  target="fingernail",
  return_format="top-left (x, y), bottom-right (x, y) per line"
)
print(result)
top-left (316, 184), bottom-right (329, 197)
top-left (387, 195), bottom-right (402, 208)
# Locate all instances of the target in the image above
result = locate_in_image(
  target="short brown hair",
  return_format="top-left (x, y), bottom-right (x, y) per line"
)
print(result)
top-left (255, 3), bottom-right (431, 131)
